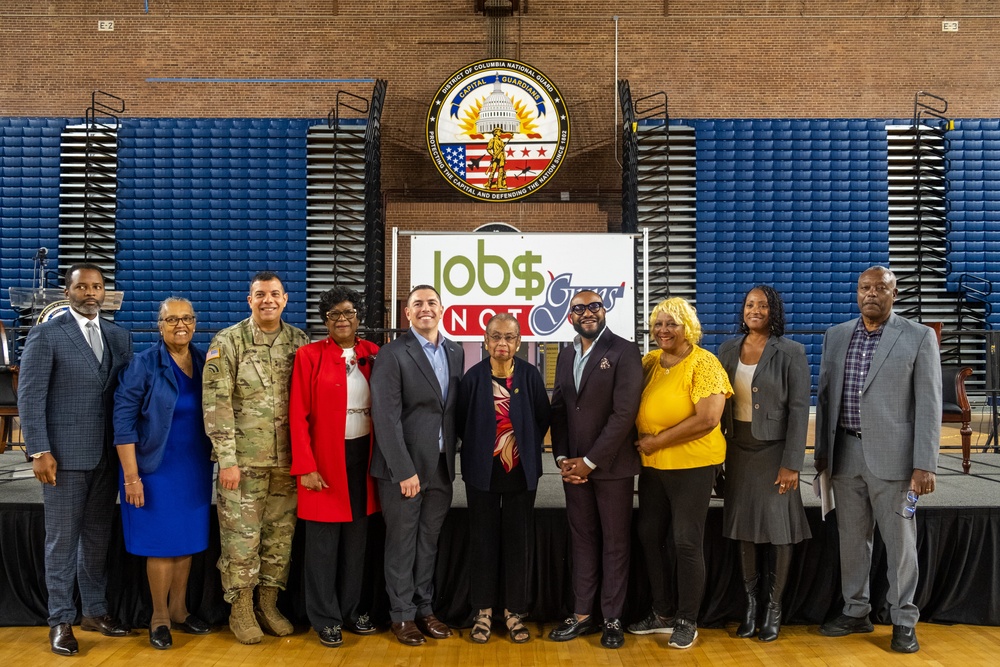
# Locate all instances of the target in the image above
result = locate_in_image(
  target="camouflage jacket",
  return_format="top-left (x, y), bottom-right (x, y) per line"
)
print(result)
top-left (203, 317), bottom-right (309, 469)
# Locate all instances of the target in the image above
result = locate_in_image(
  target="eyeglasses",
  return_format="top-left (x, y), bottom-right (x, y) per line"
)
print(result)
top-left (160, 315), bottom-right (196, 326)
top-left (570, 302), bottom-right (604, 316)
top-left (326, 309), bottom-right (358, 321)
top-left (488, 333), bottom-right (519, 344)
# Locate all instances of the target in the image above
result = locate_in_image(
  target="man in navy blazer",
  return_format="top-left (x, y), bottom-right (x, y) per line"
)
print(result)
top-left (370, 284), bottom-right (464, 646)
top-left (815, 266), bottom-right (941, 654)
top-left (18, 263), bottom-right (134, 656)
top-left (548, 290), bottom-right (642, 649)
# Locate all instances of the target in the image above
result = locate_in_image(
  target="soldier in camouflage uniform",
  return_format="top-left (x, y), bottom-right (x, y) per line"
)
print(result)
top-left (203, 271), bottom-right (310, 644)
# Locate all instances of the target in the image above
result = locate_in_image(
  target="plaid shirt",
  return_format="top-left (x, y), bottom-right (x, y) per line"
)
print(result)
top-left (839, 318), bottom-right (886, 432)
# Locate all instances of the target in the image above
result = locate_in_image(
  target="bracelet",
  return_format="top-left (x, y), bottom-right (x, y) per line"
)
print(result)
top-left (124, 478), bottom-right (142, 486)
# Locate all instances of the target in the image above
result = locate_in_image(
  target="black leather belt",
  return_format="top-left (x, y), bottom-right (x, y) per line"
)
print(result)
top-left (840, 428), bottom-right (862, 440)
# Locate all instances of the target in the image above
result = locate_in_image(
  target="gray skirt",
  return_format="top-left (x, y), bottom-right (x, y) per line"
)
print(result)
top-left (722, 420), bottom-right (811, 545)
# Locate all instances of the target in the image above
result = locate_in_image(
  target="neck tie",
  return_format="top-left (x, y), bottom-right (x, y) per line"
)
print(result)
top-left (86, 321), bottom-right (104, 363)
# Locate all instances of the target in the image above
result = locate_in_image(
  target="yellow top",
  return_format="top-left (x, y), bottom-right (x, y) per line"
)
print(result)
top-left (636, 346), bottom-right (733, 470)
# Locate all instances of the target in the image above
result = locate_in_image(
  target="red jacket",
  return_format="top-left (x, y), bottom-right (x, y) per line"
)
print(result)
top-left (290, 337), bottom-right (381, 522)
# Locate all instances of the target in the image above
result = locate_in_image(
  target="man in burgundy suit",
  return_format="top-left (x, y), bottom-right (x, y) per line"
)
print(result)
top-left (548, 290), bottom-right (642, 649)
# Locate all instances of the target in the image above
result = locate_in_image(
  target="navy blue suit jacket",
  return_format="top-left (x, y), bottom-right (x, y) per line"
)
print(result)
top-left (18, 312), bottom-right (133, 470)
top-left (457, 356), bottom-right (552, 492)
top-left (113, 340), bottom-right (210, 474)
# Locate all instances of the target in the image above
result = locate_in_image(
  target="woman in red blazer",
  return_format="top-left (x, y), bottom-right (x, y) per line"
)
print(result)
top-left (290, 287), bottom-right (380, 649)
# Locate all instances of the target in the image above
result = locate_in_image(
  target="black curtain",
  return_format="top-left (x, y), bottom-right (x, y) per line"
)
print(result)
top-left (1, 504), bottom-right (998, 628)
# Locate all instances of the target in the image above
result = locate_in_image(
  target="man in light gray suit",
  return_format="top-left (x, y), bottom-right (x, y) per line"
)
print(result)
top-left (814, 266), bottom-right (941, 654)
top-left (18, 263), bottom-right (134, 656)
top-left (370, 284), bottom-right (464, 646)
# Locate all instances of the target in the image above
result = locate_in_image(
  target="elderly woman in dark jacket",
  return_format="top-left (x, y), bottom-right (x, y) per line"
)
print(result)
top-left (457, 313), bottom-right (551, 644)
top-left (113, 297), bottom-right (214, 649)
top-left (718, 285), bottom-right (811, 643)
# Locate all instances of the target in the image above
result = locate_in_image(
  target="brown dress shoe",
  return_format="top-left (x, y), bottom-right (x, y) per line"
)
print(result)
top-left (391, 620), bottom-right (426, 646)
top-left (416, 614), bottom-right (452, 639)
top-left (49, 623), bottom-right (79, 656)
top-left (80, 613), bottom-right (130, 637)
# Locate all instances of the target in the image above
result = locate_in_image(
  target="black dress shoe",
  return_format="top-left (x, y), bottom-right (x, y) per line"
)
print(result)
top-left (548, 615), bottom-right (601, 642)
top-left (891, 624), bottom-right (920, 653)
top-left (318, 626), bottom-right (343, 647)
top-left (174, 615), bottom-right (211, 635)
top-left (344, 613), bottom-right (376, 635)
top-left (49, 623), bottom-right (79, 656)
top-left (601, 618), bottom-right (625, 649)
top-left (149, 625), bottom-right (172, 650)
top-left (817, 613), bottom-right (874, 637)
top-left (80, 613), bottom-right (130, 637)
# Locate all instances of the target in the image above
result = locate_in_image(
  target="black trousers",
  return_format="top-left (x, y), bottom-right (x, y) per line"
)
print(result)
top-left (302, 517), bottom-right (369, 631)
top-left (636, 465), bottom-right (718, 624)
top-left (302, 436), bottom-right (371, 631)
top-left (465, 484), bottom-right (536, 614)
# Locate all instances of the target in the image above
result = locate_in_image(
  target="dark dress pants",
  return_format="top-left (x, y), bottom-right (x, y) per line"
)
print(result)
top-left (303, 436), bottom-right (372, 631)
top-left (378, 454), bottom-right (453, 622)
top-left (466, 484), bottom-right (536, 614)
top-left (303, 517), bottom-right (369, 631)
top-left (42, 451), bottom-right (117, 626)
top-left (564, 475), bottom-right (635, 619)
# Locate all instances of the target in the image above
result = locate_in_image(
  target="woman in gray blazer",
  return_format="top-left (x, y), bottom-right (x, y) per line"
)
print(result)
top-left (718, 286), bottom-right (811, 643)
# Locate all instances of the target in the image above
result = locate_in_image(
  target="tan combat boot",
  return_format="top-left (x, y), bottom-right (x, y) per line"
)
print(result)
top-left (229, 588), bottom-right (263, 644)
top-left (256, 586), bottom-right (294, 636)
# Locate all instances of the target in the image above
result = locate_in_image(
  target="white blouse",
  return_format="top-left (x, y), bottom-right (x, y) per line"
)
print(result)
top-left (733, 361), bottom-right (756, 422)
top-left (343, 347), bottom-right (371, 439)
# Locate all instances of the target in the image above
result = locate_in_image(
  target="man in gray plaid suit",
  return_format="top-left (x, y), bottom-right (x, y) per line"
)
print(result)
top-left (18, 263), bottom-right (134, 656)
top-left (814, 266), bottom-right (941, 654)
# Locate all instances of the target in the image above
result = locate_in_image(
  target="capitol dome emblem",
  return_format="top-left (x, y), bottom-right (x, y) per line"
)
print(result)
top-left (427, 59), bottom-right (570, 202)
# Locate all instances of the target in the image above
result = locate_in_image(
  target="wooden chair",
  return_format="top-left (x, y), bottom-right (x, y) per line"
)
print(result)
top-left (0, 321), bottom-right (19, 455)
top-left (927, 322), bottom-right (975, 474)
top-left (942, 365), bottom-right (974, 474)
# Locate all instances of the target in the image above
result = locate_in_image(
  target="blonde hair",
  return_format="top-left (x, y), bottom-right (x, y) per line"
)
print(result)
top-left (649, 297), bottom-right (702, 346)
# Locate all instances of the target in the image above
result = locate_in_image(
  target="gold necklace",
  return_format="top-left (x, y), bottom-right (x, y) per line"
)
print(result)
top-left (661, 345), bottom-right (692, 374)
top-left (492, 359), bottom-right (514, 378)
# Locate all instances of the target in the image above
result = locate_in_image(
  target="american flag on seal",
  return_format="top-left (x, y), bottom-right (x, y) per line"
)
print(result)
top-left (441, 142), bottom-right (558, 188)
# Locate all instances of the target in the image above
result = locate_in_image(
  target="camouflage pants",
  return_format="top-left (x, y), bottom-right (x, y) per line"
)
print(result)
top-left (216, 465), bottom-right (297, 602)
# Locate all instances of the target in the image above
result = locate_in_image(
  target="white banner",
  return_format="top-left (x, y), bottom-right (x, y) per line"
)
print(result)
top-left (409, 234), bottom-right (635, 342)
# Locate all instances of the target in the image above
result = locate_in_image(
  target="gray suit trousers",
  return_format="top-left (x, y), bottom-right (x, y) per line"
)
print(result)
top-left (41, 452), bottom-right (117, 625)
top-left (378, 455), bottom-right (453, 622)
top-left (831, 431), bottom-right (919, 627)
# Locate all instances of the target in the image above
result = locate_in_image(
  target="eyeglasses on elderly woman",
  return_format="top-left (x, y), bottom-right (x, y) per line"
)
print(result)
top-left (325, 309), bottom-right (358, 321)
top-left (160, 315), bottom-right (196, 326)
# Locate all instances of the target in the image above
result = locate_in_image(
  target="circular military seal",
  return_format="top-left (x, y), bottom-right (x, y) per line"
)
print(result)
top-left (427, 59), bottom-right (570, 202)
top-left (36, 299), bottom-right (71, 324)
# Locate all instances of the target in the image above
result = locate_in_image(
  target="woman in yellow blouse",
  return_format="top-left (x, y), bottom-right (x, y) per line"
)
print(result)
top-left (628, 297), bottom-right (733, 651)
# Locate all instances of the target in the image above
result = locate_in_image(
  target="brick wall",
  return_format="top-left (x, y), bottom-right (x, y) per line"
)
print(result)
top-left (2, 1), bottom-right (997, 200)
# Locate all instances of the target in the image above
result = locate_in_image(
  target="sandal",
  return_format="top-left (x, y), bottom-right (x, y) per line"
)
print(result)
top-left (505, 611), bottom-right (530, 644)
top-left (470, 611), bottom-right (492, 644)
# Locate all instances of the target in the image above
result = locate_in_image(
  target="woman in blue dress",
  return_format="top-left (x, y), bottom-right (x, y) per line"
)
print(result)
top-left (113, 297), bottom-right (214, 649)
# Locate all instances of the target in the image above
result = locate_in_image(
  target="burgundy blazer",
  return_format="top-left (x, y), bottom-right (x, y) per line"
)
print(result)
top-left (550, 328), bottom-right (643, 480)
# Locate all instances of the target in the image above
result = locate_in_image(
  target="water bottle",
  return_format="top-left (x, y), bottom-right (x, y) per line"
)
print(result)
top-left (897, 490), bottom-right (919, 520)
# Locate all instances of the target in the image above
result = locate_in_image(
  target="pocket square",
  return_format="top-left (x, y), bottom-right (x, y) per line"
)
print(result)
top-left (599, 357), bottom-right (611, 370)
